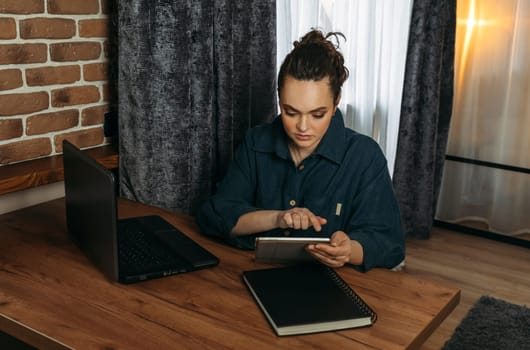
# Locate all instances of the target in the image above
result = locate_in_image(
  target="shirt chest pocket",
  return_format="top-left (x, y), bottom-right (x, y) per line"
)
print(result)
top-left (303, 194), bottom-right (345, 235)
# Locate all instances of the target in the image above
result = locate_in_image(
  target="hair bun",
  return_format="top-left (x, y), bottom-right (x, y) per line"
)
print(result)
top-left (278, 29), bottom-right (349, 105)
top-left (296, 29), bottom-right (345, 49)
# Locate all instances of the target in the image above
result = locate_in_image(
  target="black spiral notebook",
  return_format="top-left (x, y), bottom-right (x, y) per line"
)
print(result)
top-left (242, 264), bottom-right (377, 336)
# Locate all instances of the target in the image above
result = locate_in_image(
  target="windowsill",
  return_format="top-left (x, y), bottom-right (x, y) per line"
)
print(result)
top-left (0, 143), bottom-right (118, 196)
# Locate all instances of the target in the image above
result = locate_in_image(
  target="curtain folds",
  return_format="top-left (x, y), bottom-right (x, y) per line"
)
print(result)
top-left (392, 0), bottom-right (457, 239)
top-left (118, 1), bottom-right (276, 214)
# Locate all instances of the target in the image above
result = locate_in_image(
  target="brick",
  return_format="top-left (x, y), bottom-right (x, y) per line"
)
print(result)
top-left (79, 19), bottom-right (108, 38)
top-left (26, 65), bottom-right (80, 86)
top-left (0, 17), bottom-right (16, 39)
top-left (0, 0), bottom-right (44, 14)
top-left (0, 138), bottom-right (52, 165)
top-left (20, 18), bottom-right (75, 39)
top-left (101, 0), bottom-right (108, 14)
top-left (82, 104), bottom-right (107, 125)
top-left (103, 40), bottom-right (109, 58)
top-left (102, 84), bottom-right (109, 102)
top-left (50, 42), bottom-right (101, 62)
top-left (51, 85), bottom-right (100, 107)
top-left (0, 69), bottom-right (23, 91)
top-left (47, 0), bottom-right (98, 14)
top-left (54, 127), bottom-right (104, 153)
top-left (83, 62), bottom-right (107, 81)
top-left (0, 44), bottom-right (47, 64)
top-left (0, 91), bottom-right (48, 116)
top-left (0, 118), bottom-right (23, 140)
top-left (26, 109), bottom-right (78, 135)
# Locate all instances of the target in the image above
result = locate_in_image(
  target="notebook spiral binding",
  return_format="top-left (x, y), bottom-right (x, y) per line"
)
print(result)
top-left (325, 267), bottom-right (378, 324)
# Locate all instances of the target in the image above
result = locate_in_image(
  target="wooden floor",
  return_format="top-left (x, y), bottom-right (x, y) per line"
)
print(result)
top-left (404, 226), bottom-right (530, 350)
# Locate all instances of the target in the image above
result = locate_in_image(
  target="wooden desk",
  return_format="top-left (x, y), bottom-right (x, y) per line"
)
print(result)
top-left (0, 199), bottom-right (460, 350)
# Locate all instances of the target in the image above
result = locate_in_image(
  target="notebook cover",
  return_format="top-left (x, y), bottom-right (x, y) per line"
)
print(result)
top-left (242, 264), bottom-right (376, 336)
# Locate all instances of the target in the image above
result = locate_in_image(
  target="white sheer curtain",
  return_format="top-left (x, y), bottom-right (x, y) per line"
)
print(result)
top-left (276, 0), bottom-right (413, 176)
top-left (436, 0), bottom-right (530, 237)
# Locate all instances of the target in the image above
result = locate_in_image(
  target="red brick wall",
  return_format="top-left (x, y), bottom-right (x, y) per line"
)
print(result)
top-left (0, 0), bottom-right (110, 165)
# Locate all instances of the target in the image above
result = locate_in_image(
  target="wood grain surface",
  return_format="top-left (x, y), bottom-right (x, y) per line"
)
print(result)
top-left (0, 143), bottom-right (118, 196)
top-left (0, 198), bottom-right (460, 349)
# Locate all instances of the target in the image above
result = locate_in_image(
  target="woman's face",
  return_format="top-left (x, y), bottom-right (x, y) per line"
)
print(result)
top-left (279, 75), bottom-right (337, 156)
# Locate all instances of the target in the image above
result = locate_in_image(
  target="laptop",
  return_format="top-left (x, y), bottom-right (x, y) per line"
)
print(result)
top-left (62, 140), bottom-right (219, 284)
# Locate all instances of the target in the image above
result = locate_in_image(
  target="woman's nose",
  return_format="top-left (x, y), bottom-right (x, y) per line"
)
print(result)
top-left (296, 115), bottom-right (308, 131)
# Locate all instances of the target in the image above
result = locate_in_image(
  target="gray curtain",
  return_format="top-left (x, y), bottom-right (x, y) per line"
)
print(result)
top-left (118, 1), bottom-right (277, 214)
top-left (392, 0), bottom-right (456, 239)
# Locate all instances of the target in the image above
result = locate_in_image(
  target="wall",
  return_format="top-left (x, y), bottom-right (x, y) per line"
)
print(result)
top-left (0, 0), bottom-right (111, 165)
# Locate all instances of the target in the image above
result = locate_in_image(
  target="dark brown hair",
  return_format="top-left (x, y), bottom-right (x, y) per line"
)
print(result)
top-left (278, 29), bottom-right (349, 105)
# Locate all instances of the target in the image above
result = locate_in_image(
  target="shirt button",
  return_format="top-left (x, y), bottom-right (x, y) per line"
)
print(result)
top-left (283, 230), bottom-right (290, 236)
top-left (298, 165), bottom-right (305, 170)
top-left (289, 199), bottom-right (296, 206)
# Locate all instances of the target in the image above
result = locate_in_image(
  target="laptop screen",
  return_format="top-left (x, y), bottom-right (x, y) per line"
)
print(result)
top-left (63, 140), bottom-right (119, 280)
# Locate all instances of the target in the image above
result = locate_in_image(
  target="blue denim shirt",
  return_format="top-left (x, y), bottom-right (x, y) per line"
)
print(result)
top-left (196, 110), bottom-right (405, 271)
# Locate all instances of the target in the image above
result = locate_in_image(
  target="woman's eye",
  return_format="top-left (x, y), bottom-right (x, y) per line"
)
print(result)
top-left (285, 111), bottom-right (297, 116)
top-left (313, 114), bottom-right (325, 119)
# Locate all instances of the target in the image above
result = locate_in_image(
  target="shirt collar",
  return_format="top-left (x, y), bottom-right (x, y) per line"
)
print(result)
top-left (253, 109), bottom-right (347, 165)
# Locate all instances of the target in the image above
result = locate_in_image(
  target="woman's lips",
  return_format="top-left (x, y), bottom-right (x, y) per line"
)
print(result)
top-left (295, 134), bottom-right (311, 141)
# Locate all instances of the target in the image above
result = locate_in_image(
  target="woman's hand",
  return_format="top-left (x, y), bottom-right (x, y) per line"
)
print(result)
top-left (306, 231), bottom-right (364, 267)
top-left (276, 207), bottom-right (327, 232)
top-left (231, 208), bottom-right (326, 235)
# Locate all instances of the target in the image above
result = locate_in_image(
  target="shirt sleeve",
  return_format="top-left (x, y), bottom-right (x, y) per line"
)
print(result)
top-left (195, 131), bottom-right (259, 249)
top-left (344, 139), bottom-right (405, 272)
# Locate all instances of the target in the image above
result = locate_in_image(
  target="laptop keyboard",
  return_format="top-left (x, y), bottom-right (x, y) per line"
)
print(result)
top-left (118, 224), bottom-right (182, 269)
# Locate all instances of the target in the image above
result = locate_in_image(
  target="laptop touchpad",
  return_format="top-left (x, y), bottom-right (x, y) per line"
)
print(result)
top-left (154, 230), bottom-right (219, 268)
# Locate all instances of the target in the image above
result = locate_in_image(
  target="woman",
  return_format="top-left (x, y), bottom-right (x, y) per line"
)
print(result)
top-left (197, 29), bottom-right (404, 271)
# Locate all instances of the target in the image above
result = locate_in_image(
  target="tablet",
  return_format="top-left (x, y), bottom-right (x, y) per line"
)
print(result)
top-left (254, 236), bottom-right (331, 264)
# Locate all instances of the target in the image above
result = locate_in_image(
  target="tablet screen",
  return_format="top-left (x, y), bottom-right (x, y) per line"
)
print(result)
top-left (254, 236), bottom-right (331, 264)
